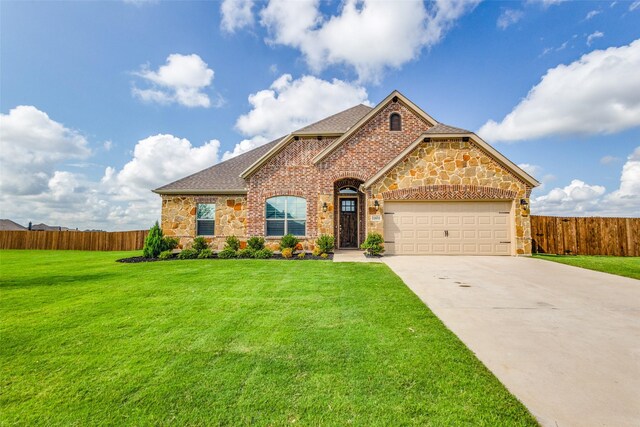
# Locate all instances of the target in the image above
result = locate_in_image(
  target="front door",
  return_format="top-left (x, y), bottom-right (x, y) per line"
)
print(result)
top-left (339, 198), bottom-right (358, 248)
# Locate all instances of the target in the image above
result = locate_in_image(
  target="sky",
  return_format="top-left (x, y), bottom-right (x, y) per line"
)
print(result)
top-left (1, 0), bottom-right (639, 231)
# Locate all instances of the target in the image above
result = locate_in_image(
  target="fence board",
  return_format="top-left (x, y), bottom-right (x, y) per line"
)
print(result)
top-left (531, 216), bottom-right (640, 257)
top-left (0, 230), bottom-right (148, 251)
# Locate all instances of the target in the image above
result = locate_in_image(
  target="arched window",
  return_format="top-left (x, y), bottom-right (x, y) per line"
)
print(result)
top-left (265, 196), bottom-right (306, 236)
top-left (390, 113), bottom-right (401, 131)
top-left (339, 186), bottom-right (358, 194)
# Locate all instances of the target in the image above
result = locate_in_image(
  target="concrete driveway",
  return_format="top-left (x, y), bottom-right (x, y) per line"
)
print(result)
top-left (383, 256), bottom-right (640, 427)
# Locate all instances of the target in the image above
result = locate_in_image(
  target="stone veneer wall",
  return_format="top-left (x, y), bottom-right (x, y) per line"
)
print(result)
top-left (367, 138), bottom-right (533, 254)
top-left (246, 100), bottom-right (433, 249)
top-left (161, 195), bottom-right (247, 249)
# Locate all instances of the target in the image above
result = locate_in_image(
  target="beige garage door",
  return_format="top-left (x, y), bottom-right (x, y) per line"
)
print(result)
top-left (384, 201), bottom-right (512, 255)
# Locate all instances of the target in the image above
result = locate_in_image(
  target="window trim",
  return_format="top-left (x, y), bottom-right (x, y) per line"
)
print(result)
top-left (390, 112), bottom-right (402, 131)
top-left (196, 203), bottom-right (216, 236)
top-left (265, 196), bottom-right (307, 237)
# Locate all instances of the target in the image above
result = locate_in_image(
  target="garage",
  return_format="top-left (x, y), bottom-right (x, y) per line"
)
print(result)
top-left (383, 201), bottom-right (512, 255)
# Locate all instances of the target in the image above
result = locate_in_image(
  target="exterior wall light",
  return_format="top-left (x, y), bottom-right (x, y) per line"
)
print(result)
top-left (374, 200), bottom-right (380, 211)
top-left (520, 199), bottom-right (528, 206)
top-left (322, 202), bottom-right (328, 212)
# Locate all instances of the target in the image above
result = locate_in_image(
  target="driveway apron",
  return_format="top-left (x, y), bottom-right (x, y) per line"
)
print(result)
top-left (383, 256), bottom-right (640, 427)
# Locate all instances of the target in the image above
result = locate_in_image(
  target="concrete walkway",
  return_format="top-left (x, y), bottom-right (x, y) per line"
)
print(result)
top-left (333, 250), bottom-right (381, 263)
top-left (382, 256), bottom-right (640, 427)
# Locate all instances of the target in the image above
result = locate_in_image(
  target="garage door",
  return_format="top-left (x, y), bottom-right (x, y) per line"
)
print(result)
top-left (384, 201), bottom-right (512, 255)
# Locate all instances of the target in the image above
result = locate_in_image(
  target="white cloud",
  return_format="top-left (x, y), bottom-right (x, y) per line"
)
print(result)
top-left (223, 74), bottom-right (369, 159)
top-left (586, 30), bottom-right (604, 46)
top-left (103, 140), bottom-right (113, 151)
top-left (630, 1), bottom-right (640, 11)
top-left (221, 0), bottom-right (254, 33)
top-left (497, 9), bottom-right (524, 30)
top-left (532, 147), bottom-right (640, 216)
top-left (517, 163), bottom-right (540, 176)
top-left (528, 0), bottom-right (567, 7)
top-left (132, 54), bottom-right (216, 108)
top-left (0, 106), bottom-right (91, 196)
top-left (257, 0), bottom-right (479, 83)
top-left (479, 39), bottom-right (640, 142)
top-left (600, 155), bottom-right (620, 165)
top-left (585, 10), bottom-right (601, 20)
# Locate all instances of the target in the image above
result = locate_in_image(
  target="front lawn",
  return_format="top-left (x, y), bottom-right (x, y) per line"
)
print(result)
top-left (534, 254), bottom-right (640, 280)
top-left (0, 250), bottom-right (536, 426)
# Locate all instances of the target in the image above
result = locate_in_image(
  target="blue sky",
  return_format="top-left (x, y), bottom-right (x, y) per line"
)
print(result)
top-left (1, 0), bottom-right (639, 230)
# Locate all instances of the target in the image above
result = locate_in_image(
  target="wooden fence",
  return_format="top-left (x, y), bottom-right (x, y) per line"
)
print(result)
top-left (0, 230), bottom-right (148, 251)
top-left (531, 216), bottom-right (640, 257)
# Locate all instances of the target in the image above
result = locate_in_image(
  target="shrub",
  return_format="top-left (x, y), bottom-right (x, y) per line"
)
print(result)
top-left (361, 232), bottom-right (385, 256)
top-left (158, 250), bottom-right (174, 260)
top-left (217, 248), bottom-right (237, 259)
top-left (143, 221), bottom-right (164, 258)
top-left (320, 253), bottom-right (329, 259)
top-left (280, 234), bottom-right (299, 250)
top-left (281, 248), bottom-right (293, 259)
top-left (237, 248), bottom-right (255, 259)
top-left (162, 237), bottom-right (179, 251)
top-left (297, 252), bottom-right (306, 259)
top-left (315, 234), bottom-right (334, 254)
top-left (247, 236), bottom-right (265, 251)
top-left (312, 247), bottom-right (322, 257)
top-left (178, 248), bottom-right (198, 259)
top-left (225, 235), bottom-right (241, 251)
top-left (253, 248), bottom-right (274, 259)
top-left (197, 248), bottom-right (214, 259)
top-left (192, 237), bottom-right (208, 253)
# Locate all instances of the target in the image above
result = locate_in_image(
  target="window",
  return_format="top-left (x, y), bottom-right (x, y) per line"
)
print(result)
top-left (341, 199), bottom-right (356, 212)
top-left (196, 203), bottom-right (215, 236)
top-left (266, 196), bottom-right (306, 236)
top-left (339, 186), bottom-right (358, 194)
top-left (390, 113), bottom-right (402, 131)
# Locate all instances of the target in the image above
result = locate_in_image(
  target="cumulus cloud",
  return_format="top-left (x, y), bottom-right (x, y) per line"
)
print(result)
top-left (222, 74), bottom-right (369, 159)
top-left (478, 39), bottom-right (640, 142)
top-left (0, 106), bottom-right (91, 196)
top-left (132, 54), bottom-right (216, 108)
top-left (532, 147), bottom-right (640, 216)
top-left (497, 9), bottom-right (524, 29)
top-left (255, 0), bottom-right (479, 83)
top-left (221, 0), bottom-right (254, 33)
top-left (517, 163), bottom-right (540, 176)
top-left (586, 30), bottom-right (604, 46)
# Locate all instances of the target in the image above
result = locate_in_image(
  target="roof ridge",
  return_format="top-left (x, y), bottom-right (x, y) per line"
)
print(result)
top-left (294, 104), bottom-right (372, 133)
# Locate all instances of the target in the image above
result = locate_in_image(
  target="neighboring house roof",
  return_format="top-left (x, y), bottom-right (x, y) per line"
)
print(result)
top-left (31, 223), bottom-right (70, 231)
top-left (0, 219), bottom-right (27, 231)
top-left (155, 104), bottom-right (372, 194)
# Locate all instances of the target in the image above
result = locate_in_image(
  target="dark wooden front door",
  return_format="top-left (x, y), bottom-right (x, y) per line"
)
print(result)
top-left (339, 198), bottom-right (358, 248)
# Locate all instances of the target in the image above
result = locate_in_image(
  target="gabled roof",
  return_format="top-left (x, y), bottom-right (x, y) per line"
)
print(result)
top-left (363, 131), bottom-right (540, 189)
top-left (311, 90), bottom-right (438, 164)
top-left (0, 219), bottom-right (27, 231)
top-left (155, 104), bottom-right (372, 194)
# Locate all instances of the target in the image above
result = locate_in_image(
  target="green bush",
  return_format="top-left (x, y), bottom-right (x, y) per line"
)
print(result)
top-left (281, 248), bottom-right (293, 259)
top-left (280, 234), bottom-right (299, 250)
top-left (247, 236), bottom-right (265, 251)
top-left (217, 248), bottom-right (237, 259)
top-left (143, 221), bottom-right (164, 258)
top-left (253, 248), bottom-right (274, 259)
top-left (192, 237), bottom-right (209, 253)
top-left (315, 234), bottom-right (334, 254)
top-left (237, 248), bottom-right (255, 259)
top-left (197, 248), bottom-right (214, 259)
top-left (162, 237), bottom-right (179, 251)
top-left (297, 252), bottom-right (306, 259)
top-left (225, 235), bottom-right (241, 251)
top-left (361, 232), bottom-right (385, 256)
top-left (178, 248), bottom-right (198, 259)
top-left (320, 253), bottom-right (329, 259)
top-left (158, 250), bottom-right (174, 260)
top-left (312, 247), bottom-right (322, 257)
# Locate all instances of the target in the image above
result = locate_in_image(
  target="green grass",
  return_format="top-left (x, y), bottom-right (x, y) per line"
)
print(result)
top-left (534, 254), bottom-right (640, 280)
top-left (0, 250), bottom-right (536, 426)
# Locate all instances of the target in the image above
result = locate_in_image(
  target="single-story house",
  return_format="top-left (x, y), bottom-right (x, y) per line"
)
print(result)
top-left (155, 91), bottom-right (539, 255)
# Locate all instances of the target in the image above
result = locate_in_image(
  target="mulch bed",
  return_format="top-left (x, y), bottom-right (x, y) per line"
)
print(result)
top-left (116, 253), bottom-right (334, 263)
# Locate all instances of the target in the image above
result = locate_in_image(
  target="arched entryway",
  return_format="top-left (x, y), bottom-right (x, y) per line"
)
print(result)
top-left (333, 178), bottom-right (365, 249)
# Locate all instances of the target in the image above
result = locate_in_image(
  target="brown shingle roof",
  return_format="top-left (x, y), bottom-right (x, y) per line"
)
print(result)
top-left (0, 219), bottom-right (27, 231)
top-left (155, 104), bottom-right (373, 194)
top-left (424, 123), bottom-right (471, 134)
top-left (295, 104), bottom-right (372, 133)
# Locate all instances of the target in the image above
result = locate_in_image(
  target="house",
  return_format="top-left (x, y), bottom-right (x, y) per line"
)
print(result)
top-left (30, 223), bottom-right (70, 231)
top-left (155, 91), bottom-right (539, 255)
top-left (0, 219), bottom-right (27, 231)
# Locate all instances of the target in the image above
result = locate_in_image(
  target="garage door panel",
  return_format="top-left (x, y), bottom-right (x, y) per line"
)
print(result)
top-left (384, 201), bottom-right (512, 255)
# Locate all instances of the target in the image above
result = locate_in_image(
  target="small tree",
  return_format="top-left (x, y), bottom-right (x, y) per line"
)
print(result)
top-left (143, 221), bottom-right (164, 258)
